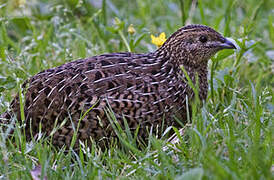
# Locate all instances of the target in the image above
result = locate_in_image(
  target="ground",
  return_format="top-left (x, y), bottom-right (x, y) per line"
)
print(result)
top-left (0, 0), bottom-right (273, 179)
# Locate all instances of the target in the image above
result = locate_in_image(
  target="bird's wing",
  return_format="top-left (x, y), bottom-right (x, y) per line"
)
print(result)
top-left (7, 53), bottom-right (163, 120)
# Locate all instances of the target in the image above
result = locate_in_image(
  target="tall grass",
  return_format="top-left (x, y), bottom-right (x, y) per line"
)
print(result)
top-left (0, 0), bottom-right (273, 179)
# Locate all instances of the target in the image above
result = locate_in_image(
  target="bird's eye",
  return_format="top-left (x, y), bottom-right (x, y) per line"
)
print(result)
top-left (199, 35), bottom-right (208, 43)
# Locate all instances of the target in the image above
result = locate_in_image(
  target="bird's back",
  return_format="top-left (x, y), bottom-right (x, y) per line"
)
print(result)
top-left (5, 52), bottom-right (186, 148)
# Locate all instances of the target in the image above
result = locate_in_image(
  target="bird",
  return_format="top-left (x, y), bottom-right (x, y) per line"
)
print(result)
top-left (0, 24), bottom-right (236, 149)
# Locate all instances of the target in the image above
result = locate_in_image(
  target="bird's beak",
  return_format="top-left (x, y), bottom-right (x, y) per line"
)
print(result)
top-left (219, 38), bottom-right (237, 49)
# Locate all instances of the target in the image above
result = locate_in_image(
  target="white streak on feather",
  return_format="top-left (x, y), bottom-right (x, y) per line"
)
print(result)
top-left (71, 74), bottom-right (79, 80)
top-left (55, 70), bottom-right (66, 75)
top-left (47, 86), bottom-right (57, 98)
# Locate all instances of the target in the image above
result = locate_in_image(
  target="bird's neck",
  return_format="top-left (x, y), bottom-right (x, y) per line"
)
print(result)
top-left (155, 47), bottom-right (208, 75)
top-left (155, 50), bottom-right (209, 102)
top-left (178, 63), bottom-right (208, 100)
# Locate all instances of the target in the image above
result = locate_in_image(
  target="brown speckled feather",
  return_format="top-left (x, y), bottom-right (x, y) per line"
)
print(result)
top-left (1, 25), bottom-right (236, 149)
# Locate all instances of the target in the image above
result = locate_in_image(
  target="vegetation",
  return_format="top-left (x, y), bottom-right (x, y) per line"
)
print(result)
top-left (0, 0), bottom-right (273, 179)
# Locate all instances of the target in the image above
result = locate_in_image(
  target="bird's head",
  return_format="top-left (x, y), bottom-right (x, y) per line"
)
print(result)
top-left (156, 24), bottom-right (236, 68)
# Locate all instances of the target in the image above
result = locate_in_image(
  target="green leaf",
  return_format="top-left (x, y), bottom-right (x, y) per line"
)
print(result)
top-left (134, 33), bottom-right (147, 48)
top-left (15, 68), bottom-right (27, 79)
top-left (269, 15), bottom-right (274, 45)
top-left (176, 168), bottom-right (204, 180)
top-left (216, 49), bottom-right (235, 61)
top-left (0, 76), bottom-right (16, 90)
top-left (10, 17), bottom-right (31, 34)
top-left (74, 40), bottom-right (86, 58)
top-left (67, 0), bottom-right (79, 9)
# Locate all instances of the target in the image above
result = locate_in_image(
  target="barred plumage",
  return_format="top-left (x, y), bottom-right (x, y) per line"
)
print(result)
top-left (1, 25), bottom-right (236, 149)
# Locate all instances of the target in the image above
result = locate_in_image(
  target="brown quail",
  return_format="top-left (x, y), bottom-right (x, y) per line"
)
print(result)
top-left (1, 25), bottom-right (236, 149)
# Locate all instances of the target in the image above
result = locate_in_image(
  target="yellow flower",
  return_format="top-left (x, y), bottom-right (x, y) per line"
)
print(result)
top-left (127, 24), bottom-right (136, 35)
top-left (15, 0), bottom-right (26, 7)
top-left (151, 32), bottom-right (166, 48)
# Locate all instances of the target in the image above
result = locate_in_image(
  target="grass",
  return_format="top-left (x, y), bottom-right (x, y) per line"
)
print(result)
top-left (0, 0), bottom-right (273, 179)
